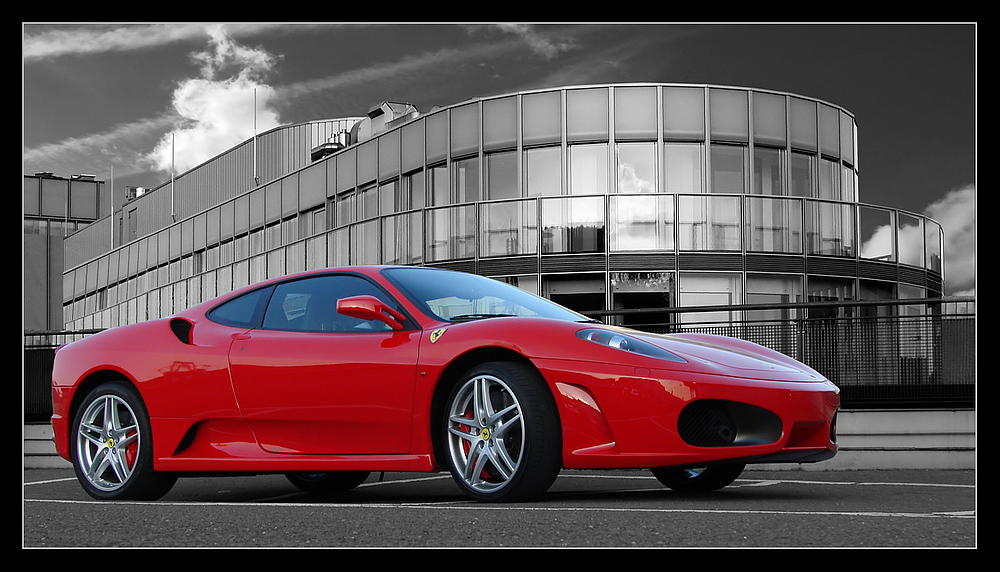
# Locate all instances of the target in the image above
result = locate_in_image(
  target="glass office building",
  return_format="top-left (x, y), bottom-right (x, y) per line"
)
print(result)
top-left (59, 84), bottom-right (944, 330)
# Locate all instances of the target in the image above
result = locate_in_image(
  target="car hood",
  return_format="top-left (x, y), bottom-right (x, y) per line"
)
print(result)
top-left (627, 330), bottom-right (826, 381)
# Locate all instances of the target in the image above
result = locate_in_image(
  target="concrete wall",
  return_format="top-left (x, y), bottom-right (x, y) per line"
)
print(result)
top-left (23, 409), bottom-right (976, 471)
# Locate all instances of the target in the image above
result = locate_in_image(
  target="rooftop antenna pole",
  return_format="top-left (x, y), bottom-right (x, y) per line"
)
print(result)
top-left (253, 88), bottom-right (259, 186)
top-left (171, 132), bottom-right (176, 222)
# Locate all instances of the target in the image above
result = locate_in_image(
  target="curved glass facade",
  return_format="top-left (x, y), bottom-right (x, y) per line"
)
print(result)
top-left (62, 84), bottom-right (945, 330)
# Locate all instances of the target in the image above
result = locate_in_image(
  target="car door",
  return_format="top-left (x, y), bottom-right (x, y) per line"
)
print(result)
top-left (228, 273), bottom-right (420, 455)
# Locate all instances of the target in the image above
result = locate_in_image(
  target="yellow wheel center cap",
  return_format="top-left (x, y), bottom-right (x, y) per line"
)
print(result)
top-left (107, 438), bottom-right (115, 448)
top-left (481, 428), bottom-right (490, 440)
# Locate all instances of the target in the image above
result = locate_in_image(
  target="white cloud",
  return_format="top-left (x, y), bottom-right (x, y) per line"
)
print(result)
top-left (144, 25), bottom-right (282, 174)
top-left (859, 185), bottom-right (975, 297)
top-left (925, 185), bottom-right (976, 296)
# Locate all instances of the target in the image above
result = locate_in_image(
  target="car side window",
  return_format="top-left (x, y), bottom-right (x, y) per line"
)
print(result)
top-left (206, 286), bottom-right (272, 329)
top-left (261, 274), bottom-right (400, 333)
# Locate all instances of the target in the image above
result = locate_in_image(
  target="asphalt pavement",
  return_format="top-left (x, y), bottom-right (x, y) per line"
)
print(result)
top-left (23, 467), bottom-right (976, 548)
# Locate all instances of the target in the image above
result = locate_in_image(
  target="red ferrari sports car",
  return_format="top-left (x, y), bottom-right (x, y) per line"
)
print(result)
top-left (51, 266), bottom-right (839, 502)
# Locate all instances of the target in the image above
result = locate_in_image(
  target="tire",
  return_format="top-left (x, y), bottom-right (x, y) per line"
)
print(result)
top-left (443, 362), bottom-right (561, 502)
top-left (650, 463), bottom-right (746, 493)
top-left (285, 471), bottom-right (371, 494)
top-left (71, 382), bottom-right (176, 501)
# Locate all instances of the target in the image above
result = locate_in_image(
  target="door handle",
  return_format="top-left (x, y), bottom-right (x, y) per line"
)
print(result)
top-left (231, 333), bottom-right (251, 341)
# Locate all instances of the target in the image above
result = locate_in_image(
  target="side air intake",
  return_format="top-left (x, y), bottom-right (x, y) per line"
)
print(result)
top-left (678, 400), bottom-right (783, 447)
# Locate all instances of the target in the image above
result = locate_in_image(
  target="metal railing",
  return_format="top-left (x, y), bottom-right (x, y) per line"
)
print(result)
top-left (23, 298), bottom-right (975, 422)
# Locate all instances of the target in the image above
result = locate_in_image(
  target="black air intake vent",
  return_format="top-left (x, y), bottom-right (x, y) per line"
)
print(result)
top-left (678, 400), bottom-right (782, 447)
top-left (170, 318), bottom-right (193, 345)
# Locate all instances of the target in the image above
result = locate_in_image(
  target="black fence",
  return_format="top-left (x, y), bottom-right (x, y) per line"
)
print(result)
top-left (23, 298), bottom-right (975, 423)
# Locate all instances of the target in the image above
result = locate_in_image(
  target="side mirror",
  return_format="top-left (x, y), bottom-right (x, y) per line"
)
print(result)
top-left (337, 295), bottom-right (406, 331)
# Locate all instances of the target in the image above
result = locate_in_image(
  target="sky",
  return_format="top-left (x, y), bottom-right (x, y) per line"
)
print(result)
top-left (21, 23), bottom-right (977, 295)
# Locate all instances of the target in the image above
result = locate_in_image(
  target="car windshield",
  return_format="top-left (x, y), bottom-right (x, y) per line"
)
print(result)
top-left (382, 267), bottom-right (594, 324)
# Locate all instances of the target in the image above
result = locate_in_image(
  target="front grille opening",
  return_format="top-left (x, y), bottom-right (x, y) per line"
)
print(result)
top-left (678, 400), bottom-right (782, 447)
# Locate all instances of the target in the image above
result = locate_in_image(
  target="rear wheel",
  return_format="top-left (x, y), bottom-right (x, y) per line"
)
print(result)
top-left (285, 471), bottom-right (371, 494)
top-left (650, 463), bottom-right (746, 493)
top-left (443, 362), bottom-right (561, 502)
top-left (72, 382), bottom-right (176, 501)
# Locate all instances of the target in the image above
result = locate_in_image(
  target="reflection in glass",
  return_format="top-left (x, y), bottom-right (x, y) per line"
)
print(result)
top-left (480, 199), bottom-right (537, 257)
top-left (541, 196), bottom-right (604, 254)
top-left (403, 170), bottom-right (426, 210)
top-left (428, 163), bottom-right (449, 206)
top-left (790, 151), bottom-right (815, 197)
top-left (664, 143), bottom-right (703, 193)
top-left (677, 272), bottom-right (742, 325)
top-left (818, 158), bottom-right (839, 200)
top-left (753, 147), bottom-right (785, 195)
top-left (383, 211), bottom-right (423, 265)
top-left (610, 194), bottom-right (673, 252)
top-left (426, 205), bottom-right (475, 262)
top-left (807, 201), bottom-right (855, 257)
top-left (925, 219), bottom-right (942, 273)
top-left (486, 150), bottom-right (518, 200)
top-left (569, 144), bottom-right (608, 195)
top-left (351, 220), bottom-right (379, 264)
top-left (616, 143), bottom-right (656, 193)
top-left (710, 144), bottom-right (746, 194)
top-left (452, 157), bottom-right (480, 203)
top-left (525, 146), bottom-right (561, 196)
top-left (897, 212), bottom-right (924, 267)
top-left (611, 271), bottom-right (674, 327)
top-left (860, 206), bottom-right (894, 261)
top-left (746, 196), bottom-right (801, 253)
top-left (678, 195), bottom-right (740, 251)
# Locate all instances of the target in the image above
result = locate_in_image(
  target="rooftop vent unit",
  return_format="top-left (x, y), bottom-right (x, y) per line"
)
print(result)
top-left (310, 130), bottom-right (351, 162)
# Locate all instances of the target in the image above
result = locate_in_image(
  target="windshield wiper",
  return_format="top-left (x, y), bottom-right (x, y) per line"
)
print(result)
top-left (448, 313), bottom-right (517, 322)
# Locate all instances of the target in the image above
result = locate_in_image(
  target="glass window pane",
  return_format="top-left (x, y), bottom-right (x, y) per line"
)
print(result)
top-left (710, 88), bottom-right (748, 143)
top-left (664, 143), bottom-right (703, 193)
top-left (401, 119), bottom-right (425, 173)
top-left (525, 146), bottom-right (561, 197)
top-left (860, 206), bottom-right (894, 261)
top-left (898, 212), bottom-right (924, 267)
top-left (662, 86), bottom-right (705, 140)
top-left (567, 88), bottom-right (608, 142)
top-left (752, 91), bottom-right (786, 147)
top-left (569, 143), bottom-right (608, 195)
top-left (426, 205), bottom-right (475, 262)
top-left (616, 142), bottom-right (656, 193)
top-left (522, 90), bottom-right (562, 146)
top-left (383, 211), bottom-right (423, 265)
top-left (819, 103), bottom-right (840, 158)
top-left (678, 195), bottom-right (741, 251)
top-left (790, 97), bottom-right (818, 151)
top-left (428, 163), bottom-right (449, 206)
top-left (807, 201), bottom-right (855, 257)
top-left (790, 151), bottom-right (815, 198)
top-left (753, 147), bottom-right (785, 195)
top-left (925, 219), bottom-right (942, 273)
top-left (451, 103), bottom-right (479, 157)
top-left (710, 144), bottom-right (746, 194)
top-left (480, 199), bottom-right (537, 257)
top-left (452, 156), bottom-right (480, 203)
top-left (486, 150), bottom-right (518, 200)
top-left (426, 111), bottom-right (448, 164)
top-left (69, 179), bottom-right (99, 219)
top-left (379, 129), bottom-right (400, 180)
top-left (541, 196), bottom-right (604, 254)
top-left (357, 141), bottom-right (377, 186)
top-left (746, 196), bottom-right (802, 253)
top-left (678, 272), bottom-right (743, 325)
top-left (610, 195), bottom-right (674, 252)
top-left (614, 86), bottom-right (657, 140)
top-left (611, 272), bottom-right (674, 328)
top-left (484, 96), bottom-right (517, 151)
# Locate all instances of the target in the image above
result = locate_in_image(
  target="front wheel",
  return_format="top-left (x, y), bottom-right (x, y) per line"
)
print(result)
top-left (71, 382), bottom-right (176, 500)
top-left (650, 463), bottom-right (746, 493)
top-left (443, 362), bottom-right (561, 502)
top-left (285, 471), bottom-right (371, 494)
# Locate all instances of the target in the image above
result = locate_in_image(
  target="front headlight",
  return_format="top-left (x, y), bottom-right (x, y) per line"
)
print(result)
top-left (576, 328), bottom-right (686, 362)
